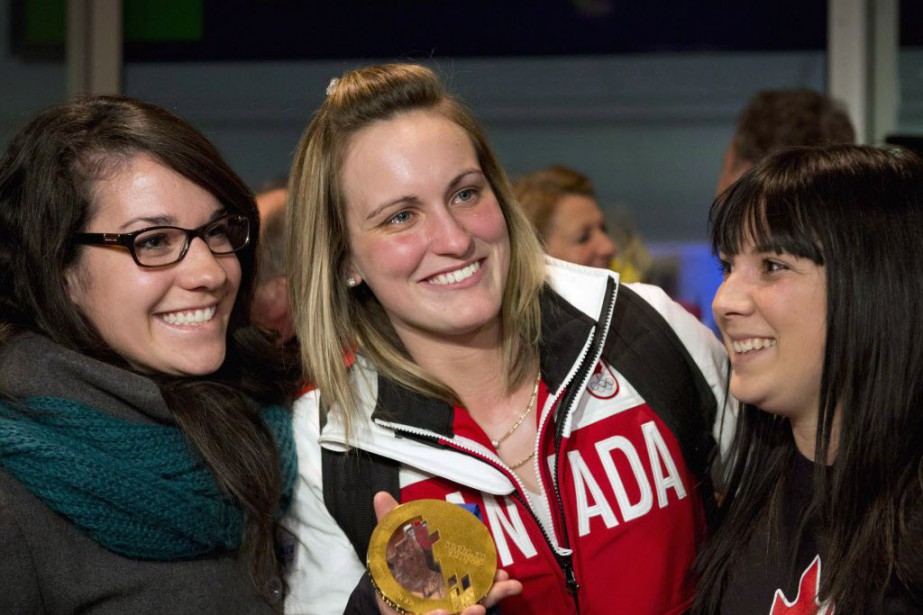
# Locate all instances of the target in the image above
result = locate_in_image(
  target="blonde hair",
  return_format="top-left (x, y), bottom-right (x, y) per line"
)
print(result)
top-left (286, 64), bottom-right (546, 427)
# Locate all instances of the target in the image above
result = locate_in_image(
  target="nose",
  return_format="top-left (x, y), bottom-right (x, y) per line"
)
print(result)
top-left (177, 237), bottom-right (230, 290)
top-left (428, 205), bottom-right (474, 257)
top-left (712, 270), bottom-right (752, 322)
top-left (594, 230), bottom-right (617, 262)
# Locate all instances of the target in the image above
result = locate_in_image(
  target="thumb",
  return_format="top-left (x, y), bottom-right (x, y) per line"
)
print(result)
top-left (373, 491), bottom-right (400, 522)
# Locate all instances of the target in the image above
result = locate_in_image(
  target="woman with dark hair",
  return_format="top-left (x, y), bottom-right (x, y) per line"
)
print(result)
top-left (282, 63), bottom-right (732, 614)
top-left (0, 96), bottom-right (298, 612)
top-left (695, 144), bottom-right (923, 613)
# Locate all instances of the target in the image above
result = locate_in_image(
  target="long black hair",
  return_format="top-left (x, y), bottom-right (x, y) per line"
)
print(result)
top-left (0, 95), bottom-right (299, 605)
top-left (695, 144), bottom-right (923, 613)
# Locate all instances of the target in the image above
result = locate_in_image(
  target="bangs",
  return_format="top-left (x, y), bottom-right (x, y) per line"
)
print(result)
top-left (710, 171), bottom-right (824, 264)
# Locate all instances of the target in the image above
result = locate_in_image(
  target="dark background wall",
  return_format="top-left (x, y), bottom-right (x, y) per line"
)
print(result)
top-left (2, 0), bottom-right (922, 325)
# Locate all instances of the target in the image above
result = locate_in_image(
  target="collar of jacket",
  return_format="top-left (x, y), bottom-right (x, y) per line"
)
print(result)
top-left (0, 331), bottom-right (171, 424)
top-left (371, 260), bottom-right (618, 441)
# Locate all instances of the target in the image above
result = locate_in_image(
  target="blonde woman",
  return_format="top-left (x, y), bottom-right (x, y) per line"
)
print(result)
top-left (283, 64), bottom-right (732, 614)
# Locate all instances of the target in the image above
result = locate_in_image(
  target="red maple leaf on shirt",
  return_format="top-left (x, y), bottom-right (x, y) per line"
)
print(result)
top-left (769, 555), bottom-right (835, 615)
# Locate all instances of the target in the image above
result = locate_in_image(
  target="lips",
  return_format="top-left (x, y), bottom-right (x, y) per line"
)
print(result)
top-left (426, 260), bottom-right (481, 285)
top-left (159, 306), bottom-right (217, 325)
top-left (730, 337), bottom-right (776, 354)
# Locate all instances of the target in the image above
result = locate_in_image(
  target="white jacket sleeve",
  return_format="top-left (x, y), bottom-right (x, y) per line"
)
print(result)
top-left (282, 391), bottom-right (366, 615)
top-left (624, 283), bottom-right (738, 459)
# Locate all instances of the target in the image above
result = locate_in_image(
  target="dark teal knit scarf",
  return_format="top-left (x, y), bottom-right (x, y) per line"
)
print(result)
top-left (0, 397), bottom-right (296, 561)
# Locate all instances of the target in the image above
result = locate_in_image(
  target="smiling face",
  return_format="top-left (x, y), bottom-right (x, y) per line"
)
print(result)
top-left (544, 194), bottom-right (617, 268)
top-left (341, 109), bottom-right (510, 351)
top-left (713, 238), bottom-right (827, 428)
top-left (66, 153), bottom-right (242, 376)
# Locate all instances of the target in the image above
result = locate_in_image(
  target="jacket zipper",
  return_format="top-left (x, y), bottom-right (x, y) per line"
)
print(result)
top-left (548, 358), bottom-right (595, 610)
top-left (547, 278), bottom-right (617, 610)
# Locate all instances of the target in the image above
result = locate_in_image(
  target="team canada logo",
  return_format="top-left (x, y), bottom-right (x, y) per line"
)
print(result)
top-left (587, 360), bottom-right (619, 399)
top-left (769, 555), bottom-right (835, 615)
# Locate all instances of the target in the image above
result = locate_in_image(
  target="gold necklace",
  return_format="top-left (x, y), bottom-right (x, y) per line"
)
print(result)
top-left (491, 371), bottom-right (541, 462)
top-left (491, 371), bottom-right (541, 449)
top-left (507, 448), bottom-right (536, 470)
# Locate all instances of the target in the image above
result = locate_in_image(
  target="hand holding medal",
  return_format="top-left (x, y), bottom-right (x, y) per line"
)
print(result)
top-left (369, 493), bottom-right (522, 615)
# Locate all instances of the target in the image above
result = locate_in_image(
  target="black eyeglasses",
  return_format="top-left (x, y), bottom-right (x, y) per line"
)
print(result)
top-left (72, 214), bottom-right (251, 268)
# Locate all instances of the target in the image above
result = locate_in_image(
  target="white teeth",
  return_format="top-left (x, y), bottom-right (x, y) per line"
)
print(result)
top-left (429, 261), bottom-right (481, 285)
top-left (161, 306), bottom-right (217, 326)
top-left (731, 337), bottom-right (776, 354)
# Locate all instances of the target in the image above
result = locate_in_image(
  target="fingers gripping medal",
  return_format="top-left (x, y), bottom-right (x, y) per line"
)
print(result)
top-left (368, 499), bottom-right (497, 614)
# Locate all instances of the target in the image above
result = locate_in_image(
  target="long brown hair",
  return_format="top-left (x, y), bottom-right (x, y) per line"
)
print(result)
top-left (0, 95), bottom-right (298, 605)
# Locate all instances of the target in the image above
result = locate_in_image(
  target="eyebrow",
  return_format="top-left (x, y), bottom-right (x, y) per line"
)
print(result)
top-left (117, 215), bottom-right (176, 231)
top-left (365, 196), bottom-right (415, 222)
top-left (446, 169), bottom-right (483, 193)
top-left (116, 208), bottom-right (227, 231)
top-left (364, 169), bottom-right (484, 221)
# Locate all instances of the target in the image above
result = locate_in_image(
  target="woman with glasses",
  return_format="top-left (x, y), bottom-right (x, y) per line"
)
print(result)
top-left (0, 96), bottom-right (298, 613)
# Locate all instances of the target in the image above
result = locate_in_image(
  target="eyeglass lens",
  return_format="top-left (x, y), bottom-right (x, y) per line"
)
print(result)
top-left (133, 216), bottom-right (249, 266)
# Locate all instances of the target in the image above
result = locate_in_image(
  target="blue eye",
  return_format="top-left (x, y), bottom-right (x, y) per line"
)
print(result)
top-left (454, 188), bottom-right (478, 203)
top-left (388, 210), bottom-right (413, 225)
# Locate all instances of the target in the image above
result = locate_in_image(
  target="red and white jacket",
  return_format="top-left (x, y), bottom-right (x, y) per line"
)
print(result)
top-left (284, 259), bottom-right (733, 614)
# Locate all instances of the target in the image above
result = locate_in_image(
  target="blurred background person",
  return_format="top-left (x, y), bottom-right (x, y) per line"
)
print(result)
top-left (666, 87), bottom-right (859, 332)
top-left (605, 204), bottom-right (653, 284)
top-left (716, 88), bottom-right (856, 195)
top-left (251, 178), bottom-right (296, 344)
top-left (512, 164), bottom-right (617, 269)
top-left (255, 179), bottom-right (287, 221)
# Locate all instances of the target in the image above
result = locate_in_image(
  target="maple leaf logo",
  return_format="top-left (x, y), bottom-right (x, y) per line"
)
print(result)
top-left (769, 555), bottom-right (835, 615)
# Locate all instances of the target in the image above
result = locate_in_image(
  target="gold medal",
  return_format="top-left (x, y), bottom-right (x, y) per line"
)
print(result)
top-left (367, 499), bottom-right (497, 614)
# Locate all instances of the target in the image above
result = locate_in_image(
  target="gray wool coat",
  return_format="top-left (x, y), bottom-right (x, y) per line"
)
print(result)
top-left (0, 470), bottom-right (278, 614)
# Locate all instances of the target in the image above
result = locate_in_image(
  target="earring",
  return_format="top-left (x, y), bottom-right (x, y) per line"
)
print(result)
top-left (346, 277), bottom-right (358, 288)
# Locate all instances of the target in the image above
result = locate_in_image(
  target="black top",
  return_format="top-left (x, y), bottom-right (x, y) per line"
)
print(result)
top-left (720, 453), bottom-right (922, 614)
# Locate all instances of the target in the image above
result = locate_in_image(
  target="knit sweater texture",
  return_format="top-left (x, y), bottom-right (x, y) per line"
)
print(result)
top-left (0, 332), bottom-right (291, 614)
